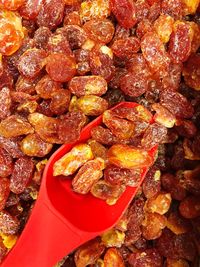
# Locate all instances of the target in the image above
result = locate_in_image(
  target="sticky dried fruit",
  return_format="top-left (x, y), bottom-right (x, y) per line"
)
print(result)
top-left (107, 144), bottom-right (153, 169)
top-left (0, 178), bottom-right (10, 211)
top-left (183, 53), bottom-right (200, 90)
top-left (153, 14), bottom-right (174, 43)
top-left (179, 196), bottom-right (200, 219)
top-left (104, 247), bottom-right (125, 267)
top-left (142, 167), bottom-right (161, 199)
top-left (53, 143), bottom-right (94, 176)
top-left (152, 103), bottom-right (176, 128)
top-left (0, 87), bottom-right (11, 120)
top-left (72, 158), bottom-right (105, 194)
top-left (10, 157), bottom-right (34, 194)
top-left (145, 192), bottom-right (172, 215)
top-left (128, 248), bottom-right (162, 267)
top-left (0, 211), bottom-right (20, 235)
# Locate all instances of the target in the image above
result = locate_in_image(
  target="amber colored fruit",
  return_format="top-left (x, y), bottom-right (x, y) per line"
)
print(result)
top-left (20, 133), bottom-right (53, 157)
top-left (87, 139), bottom-right (107, 160)
top-left (141, 31), bottom-right (170, 73)
top-left (162, 62), bottom-right (183, 91)
top-left (0, 178), bottom-right (10, 211)
top-left (46, 53), bottom-right (76, 82)
top-left (89, 44), bottom-right (115, 82)
top-left (136, 19), bottom-right (152, 39)
top-left (182, 0), bottom-right (200, 15)
top-left (168, 21), bottom-right (193, 63)
top-left (152, 104), bottom-right (176, 129)
top-left (110, 0), bottom-right (137, 29)
top-left (50, 89), bottom-right (71, 115)
top-left (188, 21), bottom-right (200, 53)
top-left (0, 211), bottom-right (20, 235)
top-left (33, 27), bottom-right (52, 49)
top-left (120, 72), bottom-right (148, 98)
top-left (0, 115), bottom-right (34, 138)
top-left (0, 10), bottom-right (24, 56)
top-left (126, 53), bottom-right (152, 76)
top-left (104, 247), bottom-right (125, 267)
top-left (160, 89), bottom-right (194, 119)
top-left (17, 48), bottom-right (47, 79)
top-left (53, 143), bottom-right (94, 176)
top-left (28, 112), bottom-right (61, 144)
top-left (16, 75), bottom-right (38, 94)
top-left (166, 211), bottom-right (191, 235)
top-left (107, 144), bottom-right (153, 169)
top-left (142, 212), bottom-right (167, 240)
top-left (69, 76), bottom-right (107, 97)
top-left (46, 33), bottom-right (73, 55)
top-left (0, 0), bottom-right (25, 10)
top-left (0, 87), bottom-right (11, 120)
top-left (58, 111), bottom-right (87, 144)
top-left (36, 0), bottom-right (65, 30)
top-left (111, 37), bottom-right (140, 60)
top-left (83, 19), bottom-right (114, 44)
top-left (183, 53), bottom-right (200, 91)
top-left (73, 95), bottom-right (109, 116)
top-left (161, 0), bottom-right (183, 19)
top-left (145, 192), bottom-right (172, 215)
top-left (10, 157), bottom-right (34, 194)
top-left (179, 196), bottom-right (200, 219)
top-left (142, 167), bottom-right (161, 199)
top-left (72, 158), bottom-right (105, 194)
top-left (103, 110), bottom-right (135, 140)
top-left (0, 136), bottom-right (23, 158)
top-left (0, 238), bottom-right (7, 262)
top-left (74, 238), bottom-right (105, 267)
top-left (35, 75), bottom-right (62, 99)
top-left (64, 11), bottom-right (81, 26)
top-left (91, 180), bottom-right (126, 205)
top-left (128, 248), bottom-right (162, 267)
top-left (74, 48), bottom-right (90, 76)
top-left (0, 148), bottom-right (13, 177)
top-left (166, 258), bottom-right (190, 267)
top-left (19, 0), bottom-right (42, 19)
top-left (153, 14), bottom-right (174, 43)
top-left (91, 126), bottom-right (117, 146)
top-left (80, 0), bottom-right (110, 22)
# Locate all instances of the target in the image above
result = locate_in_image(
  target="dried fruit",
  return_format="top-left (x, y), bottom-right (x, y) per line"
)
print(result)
top-left (72, 158), bottom-right (105, 194)
top-left (0, 87), bottom-right (11, 120)
top-left (183, 53), bottom-right (200, 90)
top-left (101, 229), bottom-right (125, 248)
top-left (91, 126), bottom-right (117, 146)
top-left (110, 0), bottom-right (137, 29)
top-left (0, 148), bottom-right (13, 177)
top-left (145, 192), bottom-right (172, 215)
top-left (69, 76), bottom-right (107, 97)
top-left (166, 211), bottom-right (191, 235)
top-left (10, 157), bottom-right (34, 194)
top-left (128, 248), bottom-right (162, 267)
top-left (104, 247), bottom-right (125, 267)
top-left (0, 178), bottom-right (10, 211)
top-left (153, 14), bottom-right (174, 43)
top-left (20, 133), bottom-right (53, 157)
top-left (166, 258), bottom-right (190, 267)
top-left (35, 75), bottom-right (62, 99)
top-left (107, 144), bottom-right (153, 169)
top-left (0, 211), bottom-right (20, 235)
top-left (179, 196), bottom-right (200, 219)
top-left (19, 0), bottom-right (42, 19)
top-left (152, 103), bottom-right (176, 128)
top-left (142, 167), bottom-right (161, 199)
top-left (53, 143), bottom-right (94, 176)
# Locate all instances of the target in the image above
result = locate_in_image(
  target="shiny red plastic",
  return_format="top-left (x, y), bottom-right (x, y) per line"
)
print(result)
top-left (1, 102), bottom-right (157, 267)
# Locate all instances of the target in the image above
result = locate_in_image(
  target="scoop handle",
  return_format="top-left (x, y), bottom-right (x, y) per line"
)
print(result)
top-left (1, 200), bottom-right (90, 267)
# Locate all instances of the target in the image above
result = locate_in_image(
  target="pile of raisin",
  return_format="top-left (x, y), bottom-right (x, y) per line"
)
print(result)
top-left (0, 0), bottom-right (200, 266)
top-left (53, 104), bottom-right (159, 205)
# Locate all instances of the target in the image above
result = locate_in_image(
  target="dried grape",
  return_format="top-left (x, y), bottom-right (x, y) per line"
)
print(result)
top-left (0, 178), bottom-right (10, 211)
top-left (0, 211), bottom-right (20, 235)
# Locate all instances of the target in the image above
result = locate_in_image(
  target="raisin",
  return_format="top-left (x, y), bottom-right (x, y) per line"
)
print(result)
top-left (142, 212), bottom-right (166, 240)
top-left (0, 10), bottom-right (24, 56)
top-left (120, 72), bottom-right (148, 98)
top-left (0, 87), bottom-right (11, 120)
top-left (153, 14), bottom-right (174, 43)
top-left (182, 0), bottom-right (200, 15)
top-left (53, 143), bottom-right (94, 176)
top-left (80, 0), bottom-right (110, 22)
top-left (103, 110), bottom-right (135, 140)
top-left (166, 259), bottom-right (190, 267)
top-left (74, 238), bottom-right (105, 267)
top-left (89, 44), bottom-right (115, 82)
top-left (183, 53), bottom-right (200, 91)
top-left (168, 21), bottom-right (193, 63)
top-left (135, 0), bottom-right (150, 22)
top-left (141, 31), bottom-right (170, 74)
top-left (0, 178), bottom-right (10, 211)
top-left (166, 211), bottom-right (192, 235)
top-left (74, 48), bottom-right (90, 75)
top-left (50, 89), bottom-right (71, 115)
top-left (28, 112), bottom-right (61, 144)
top-left (101, 228), bottom-right (125, 247)
top-left (161, 0), bottom-right (183, 19)
top-left (58, 111), bottom-right (87, 143)
top-left (72, 158), bottom-right (105, 194)
top-left (0, 115), bottom-right (34, 138)
top-left (69, 76), bottom-right (107, 97)
top-left (142, 167), bottom-right (161, 199)
top-left (0, 0), bottom-right (25, 10)
top-left (91, 180), bottom-right (126, 205)
top-left (46, 33), bottom-right (72, 56)
top-left (17, 48), bottom-right (47, 79)
top-left (83, 19), bottom-right (115, 44)
top-left (64, 11), bottom-right (81, 26)
top-left (87, 139), bottom-right (107, 160)
top-left (179, 196), bottom-right (200, 219)
top-left (36, 0), bottom-right (65, 30)
top-left (111, 37), bottom-right (140, 60)
top-left (0, 238), bottom-right (7, 262)
top-left (16, 75), bottom-right (38, 94)
top-left (110, 0), bottom-right (137, 29)
top-left (160, 89), bottom-right (194, 119)
top-left (91, 126), bottom-right (117, 146)
top-left (145, 192), bottom-right (172, 215)
top-left (0, 211), bottom-right (20, 235)
top-left (0, 136), bottom-right (24, 158)
top-left (20, 133), bottom-right (53, 157)
top-left (104, 248), bottom-right (125, 267)
top-left (136, 19), bottom-right (152, 39)
top-left (46, 53), bottom-right (76, 82)
top-left (0, 148), bottom-right (13, 177)
top-left (128, 248), bottom-right (162, 267)
top-left (35, 75), bottom-right (62, 99)
top-left (19, 0), bottom-right (42, 19)
top-left (10, 157), bottom-right (34, 194)
top-left (33, 27), bottom-right (52, 49)
top-left (162, 62), bottom-right (183, 91)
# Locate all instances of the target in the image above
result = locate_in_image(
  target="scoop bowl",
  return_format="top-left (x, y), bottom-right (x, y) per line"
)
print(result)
top-left (1, 102), bottom-right (157, 267)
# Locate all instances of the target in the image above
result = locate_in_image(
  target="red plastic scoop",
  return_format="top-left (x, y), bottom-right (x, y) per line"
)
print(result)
top-left (2, 102), bottom-right (157, 267)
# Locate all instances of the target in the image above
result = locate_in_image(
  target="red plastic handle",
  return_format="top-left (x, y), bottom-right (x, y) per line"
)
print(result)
top-left (1, 199), bottom-right (91, 267)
